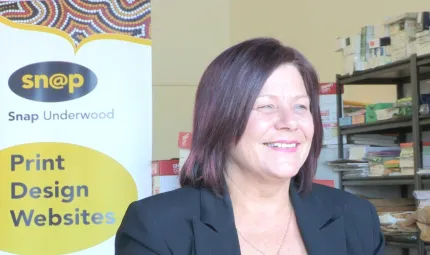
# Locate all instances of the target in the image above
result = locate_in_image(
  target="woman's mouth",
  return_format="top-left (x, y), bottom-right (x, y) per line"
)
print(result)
top-left (263, 141), bottom-right (300, 152)
top-left (264, 142), bottom-right (298, 148)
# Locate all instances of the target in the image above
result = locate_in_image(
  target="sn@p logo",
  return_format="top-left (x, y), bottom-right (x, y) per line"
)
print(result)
top-left (8, 61), bottom-right (98, 102)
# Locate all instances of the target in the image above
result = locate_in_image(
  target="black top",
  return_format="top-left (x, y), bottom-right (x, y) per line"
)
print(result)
top-left (115, 183), bottom-right (384, 255)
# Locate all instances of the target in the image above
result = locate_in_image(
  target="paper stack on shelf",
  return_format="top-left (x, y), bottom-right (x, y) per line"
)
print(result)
top-left (348, 145), bottom-right (400, 161)
top-left (399, 143), bottom-right (414, 175)
top-left (397, 190), bottom-right (430, 242)
top-left (413, 190), bottom-right (430, 210)
top-left (386, 13), bottom-right (418, 62)
top-left (342, 100), bottom-right (366, 125)
top-left (348, 134), bottom-right (398, 147)
top-left (366, 150), bottom-right (401, 176)
top-left (369, 198), bottom-right (416, 213)
top-left (373, 198), bottom-right (417, 234)
top-left (327, 159), bottom-right (369, 178)
top-left (336, 11), bottom-right (430, 75)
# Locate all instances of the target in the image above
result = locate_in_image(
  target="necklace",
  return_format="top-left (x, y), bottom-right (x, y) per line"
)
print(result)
top-left (236, 201), bottom-right (293, 255)
top-left (225, 174), bottom-right (293, 254)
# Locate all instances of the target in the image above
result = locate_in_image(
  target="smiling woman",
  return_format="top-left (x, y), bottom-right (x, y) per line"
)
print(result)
top-left (115, 38), bottom-right (385, 255)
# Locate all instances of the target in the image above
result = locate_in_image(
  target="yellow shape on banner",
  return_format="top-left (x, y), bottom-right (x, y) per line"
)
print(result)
top-left (0, 16), bottom-right (151, 54)
top-left (0, 142), bottom-right (138, 255)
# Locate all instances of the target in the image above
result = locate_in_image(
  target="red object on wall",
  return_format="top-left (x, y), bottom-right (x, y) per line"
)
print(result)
top-left (313, 179), bottom-right (335, 188)
top-left (319, 82), bottom-right (343, 95)
top-left (178, 132), bottom-right (192, 149)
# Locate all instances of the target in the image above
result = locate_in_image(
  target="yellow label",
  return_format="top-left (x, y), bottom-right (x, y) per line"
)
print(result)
top-left (0, 142), bottom-right (138, 255)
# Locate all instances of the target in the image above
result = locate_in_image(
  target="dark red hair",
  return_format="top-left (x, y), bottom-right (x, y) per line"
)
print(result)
top-left (179, 37), bottom-right (322, 196)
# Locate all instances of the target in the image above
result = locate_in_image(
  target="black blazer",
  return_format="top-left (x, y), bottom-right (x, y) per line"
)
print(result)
top-left (115, 183), bottom-right (384, 255)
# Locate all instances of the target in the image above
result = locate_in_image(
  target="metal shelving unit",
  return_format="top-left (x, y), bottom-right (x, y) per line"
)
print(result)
top-left (335, 53), bottom-right (430, 255)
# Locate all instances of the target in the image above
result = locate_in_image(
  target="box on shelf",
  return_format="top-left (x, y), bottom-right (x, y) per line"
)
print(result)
top-left (343, 54), bottom-right (363, 75)
top-left (416, 30), bottom-right (430, 55)
top-left (339, 116), bottom-right (352, 126)
top-left (337, 12), bottom-right (430, 74)
top-left (374, 24), bottom-right (390, 38)
top-left (386, 14), bottom-right (417, 57)
top-left (338, 26), bottom-right (376, 74)
top-left (368, 37), bottom-right (391, 49)
top-left (417, 12), bottom-right (430, 32)
top-left (178, 132), bottom-right (192, 170)
top-left (152, 159), bottom-right (180, 195)
top-left (343, 34), bottom-right (361, 55)
top-left (391, 31), bottom-right (416, 51)
top-left (388, 19), bottom-right (417, 36)
top-left (390, 48), bottom-right (408, 62)
top-left (385, 13), bottom-right (418, 33)
top-left (335, 37), bottom-right (347, 52)
top-left (400, 142), bottom-right (430, 171)
top-left (368, 37), bottom-right (391, 68)
top-left (365, 103), bottom-right (393, 123)
top-left (407, 39), bottom-right (417, 56)
top-left (360, 25), bottom-right (375, 62)
top-left (417, 30), bottom-right (430, 44)
top-left (341, 34), bottom-right (365, 74)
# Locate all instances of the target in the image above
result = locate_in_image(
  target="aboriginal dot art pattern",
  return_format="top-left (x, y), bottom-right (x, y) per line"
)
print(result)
top-left (0, 0), bottom-right (151, 46)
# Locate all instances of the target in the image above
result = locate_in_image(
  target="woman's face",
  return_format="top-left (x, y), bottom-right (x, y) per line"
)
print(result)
top-left (228, 64), bottom-right (315, 181)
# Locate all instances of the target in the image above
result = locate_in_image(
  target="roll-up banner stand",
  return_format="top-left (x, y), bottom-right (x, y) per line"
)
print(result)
top-left (0, 1), bottom-right (152, 255)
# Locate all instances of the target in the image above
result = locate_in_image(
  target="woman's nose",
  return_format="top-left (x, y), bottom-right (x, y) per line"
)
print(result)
top-left (274, 110), bottom-right (298, 131)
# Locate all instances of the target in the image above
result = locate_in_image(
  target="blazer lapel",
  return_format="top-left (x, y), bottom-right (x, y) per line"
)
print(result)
top-left (192, 188), bottom-right (241, 255)
top-left (290, 184), bottom-right (347, 255)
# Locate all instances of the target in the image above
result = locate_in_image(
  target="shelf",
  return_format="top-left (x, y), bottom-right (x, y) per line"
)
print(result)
top-left (342, 175), bottom-right (414, 186)
top-left (339, 115), bottom-right (430, 135)
top-left (335, 51), bottom-right (430, 255)
top-left (386, 240), bottom-right (430, 250)
top-left (342, 175), bottom-right (430, 186)
top-left (418, 53), bottom-right (430, 66)
top-left (340, 117), bottom-right (412, 135)
top-left (337, 54), bottom-right (430, 85)
top-left (386, 241), bottom-right (417, 249)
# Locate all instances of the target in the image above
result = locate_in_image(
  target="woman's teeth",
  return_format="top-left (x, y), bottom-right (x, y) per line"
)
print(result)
top-left (265, 143), bottom-right (297, 148)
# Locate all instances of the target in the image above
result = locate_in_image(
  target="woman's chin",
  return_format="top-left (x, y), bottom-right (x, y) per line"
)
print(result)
top-left (264, 167), bottom-right (300, 180)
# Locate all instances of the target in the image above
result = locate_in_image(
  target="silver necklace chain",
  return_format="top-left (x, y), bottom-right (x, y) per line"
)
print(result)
top-left (236, 202), bottom-right (293, 255)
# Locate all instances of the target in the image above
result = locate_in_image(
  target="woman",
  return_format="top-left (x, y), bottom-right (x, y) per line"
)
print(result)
top-left (115, 38), bottom-right (384, 255)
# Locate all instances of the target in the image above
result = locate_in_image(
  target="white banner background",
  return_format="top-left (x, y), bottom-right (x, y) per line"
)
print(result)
top-left (0, 2), bottom-right (152, 254)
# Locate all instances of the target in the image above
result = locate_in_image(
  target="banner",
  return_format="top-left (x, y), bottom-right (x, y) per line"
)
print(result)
top-left (0, 1), bottom-right (152, 255)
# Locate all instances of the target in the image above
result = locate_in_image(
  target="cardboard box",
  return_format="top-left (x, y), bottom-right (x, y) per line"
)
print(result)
top-left (335, 37), bottom-right (347, 52)
top-left (390, 48), bottom-right (408, 62)
top-left (417, 41), bottom-right (430, 56)
top-left (390, 31), bottom-right (416, 51)
top-left (368, 37), bottom-right (391, 49)
top-left (417, 12), bottom-right (430, 32)
top-left (417, 30), bottom-right (430, 44)
top-left (152, 159), bottom-right (180, 195)
top-left (374, 24), bottom-right (390, 38)
top-left (385, 13), bottom-right (418, 34)
top-left (389, 19), bottom-right (417, 35)
top-left (343, 35), bottom-right (361, 56)
top-left (352, 115), bottom-right (365, 124)
top-left (368, 45), bottom-right (392, 68)
top-left (343, 54), bottom-right (365, 75)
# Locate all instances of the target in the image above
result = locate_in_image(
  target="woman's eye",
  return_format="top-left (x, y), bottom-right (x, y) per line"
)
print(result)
top-left (257, 104), bottom-right (277, 112)
top-left (259, 105), bottom-right (275, 109)
top-left (295, 104), bottom-right (308, 111)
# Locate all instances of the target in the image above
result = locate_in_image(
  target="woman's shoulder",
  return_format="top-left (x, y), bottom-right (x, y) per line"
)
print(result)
top-left (132, 186), bottom-right (201, 215)
top-left (115, 187), bottom-right (202, 254)
top-left (310, 183), bottom-right (376, 217)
